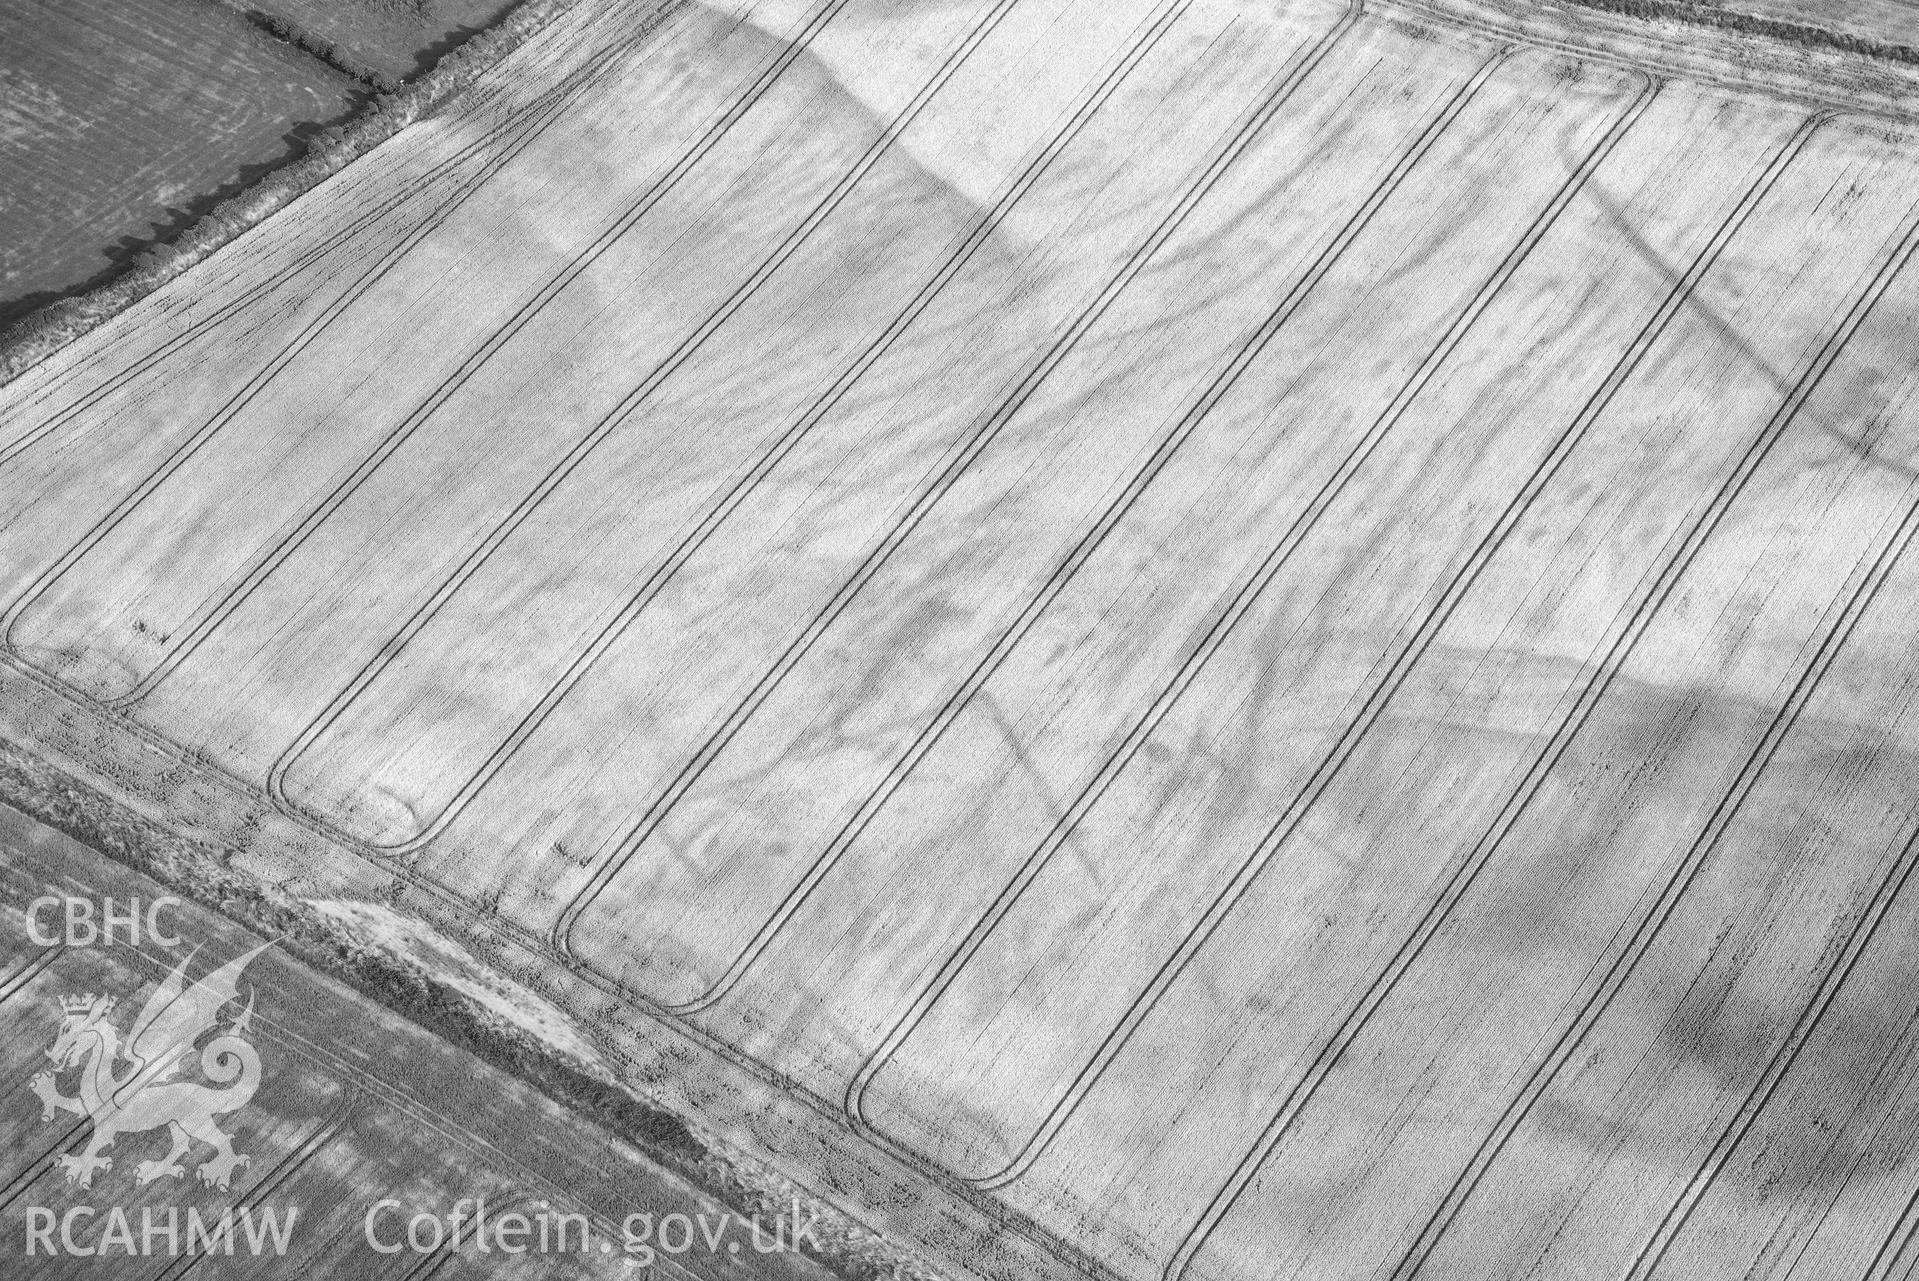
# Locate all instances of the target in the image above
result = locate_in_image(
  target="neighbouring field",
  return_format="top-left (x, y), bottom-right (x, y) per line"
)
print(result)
top-left (0, 0), bottom-right (365, 324)
top-left (0, 807), bottom-right (829, 1281)
top-left (6, 0), bottom-right (1919, 1279)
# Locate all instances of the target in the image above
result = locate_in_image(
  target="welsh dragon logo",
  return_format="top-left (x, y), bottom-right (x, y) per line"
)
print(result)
top-left (31, 942), bottom-right (273, 1191)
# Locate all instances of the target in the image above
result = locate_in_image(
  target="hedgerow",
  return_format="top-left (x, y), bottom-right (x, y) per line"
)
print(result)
top-left (1565, 0), bottom-right (1919, 64)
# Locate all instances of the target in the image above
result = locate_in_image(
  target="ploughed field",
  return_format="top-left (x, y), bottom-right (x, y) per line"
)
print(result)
top-left (5, 0), bottom-right (1919, 1277)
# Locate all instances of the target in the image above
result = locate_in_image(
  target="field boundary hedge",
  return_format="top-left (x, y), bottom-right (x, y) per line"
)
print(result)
top-left (0, 0), bottom-right (602, 387)
top-left (1565, 0), bottom-right (1919, 64)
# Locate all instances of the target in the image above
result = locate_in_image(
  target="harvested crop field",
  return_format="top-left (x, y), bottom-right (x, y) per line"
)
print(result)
top-left (6, 0), bottom-right (1919, 1278)
top-left (0, 0), bottom-right (365, 323)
